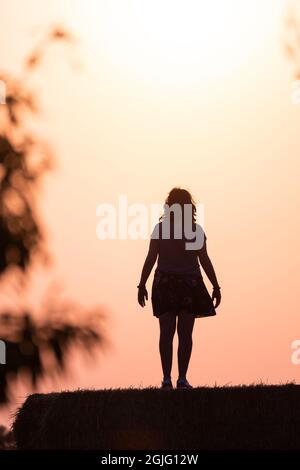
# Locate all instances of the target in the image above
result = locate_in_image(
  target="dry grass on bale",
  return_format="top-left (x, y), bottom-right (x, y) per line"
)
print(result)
top-left (13, 384), bottom-right (300, 450)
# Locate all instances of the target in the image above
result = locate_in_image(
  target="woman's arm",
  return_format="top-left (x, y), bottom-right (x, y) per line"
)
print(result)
top-left (138, 238), bottom-right (159, 307)
top-left (198, 241), bottom-right (221, 307)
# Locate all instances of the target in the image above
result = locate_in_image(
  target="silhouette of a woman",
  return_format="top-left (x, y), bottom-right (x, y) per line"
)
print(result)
top-left (138, 188), bottom-right (221, 389)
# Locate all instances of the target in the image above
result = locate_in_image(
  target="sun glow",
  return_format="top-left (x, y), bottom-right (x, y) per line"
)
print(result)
top-left (82, 0), bottom-right (284, 87)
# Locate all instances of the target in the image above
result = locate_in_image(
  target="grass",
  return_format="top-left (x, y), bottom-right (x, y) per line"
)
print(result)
top-left (13, 384), bottom-right (300, 450)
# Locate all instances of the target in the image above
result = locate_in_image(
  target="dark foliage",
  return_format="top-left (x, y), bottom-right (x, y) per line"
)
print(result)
top-left (0, 308), bottom-right (105, 404)
top-left (0, 26), bottom-right (75, 275)
top-left (0, 133), bottom-right (50, 273)
top-left (0, 27), bottom-right (105, 405)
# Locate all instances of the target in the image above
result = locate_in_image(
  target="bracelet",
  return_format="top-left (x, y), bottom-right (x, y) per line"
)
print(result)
top-left (137, 284), bottom-right (145, 289)
top-left (213, 285), bottom-right (221, 290)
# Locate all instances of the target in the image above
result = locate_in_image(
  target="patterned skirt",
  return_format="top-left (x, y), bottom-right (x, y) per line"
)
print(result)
top-left (151, 269), bottom-right (216, 318)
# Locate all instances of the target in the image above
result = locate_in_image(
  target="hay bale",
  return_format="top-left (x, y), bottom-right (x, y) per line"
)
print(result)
top-left (13, 385), bottom-right (300, 450)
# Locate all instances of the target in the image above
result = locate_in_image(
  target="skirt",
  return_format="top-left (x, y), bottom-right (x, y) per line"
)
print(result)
top-left (151, 269), bottom-right (216, 318)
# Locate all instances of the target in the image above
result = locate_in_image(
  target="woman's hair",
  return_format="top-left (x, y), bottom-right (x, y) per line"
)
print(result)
top-left (161, 187), bottom-right (197, 224)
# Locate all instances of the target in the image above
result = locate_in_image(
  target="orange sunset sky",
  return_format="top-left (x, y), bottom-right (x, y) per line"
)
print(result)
top-left (0, 0), bottom-right (299, 405)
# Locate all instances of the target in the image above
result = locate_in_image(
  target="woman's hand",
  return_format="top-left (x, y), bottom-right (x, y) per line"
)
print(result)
top-left (212, 286), bottom-right (221, 308)
top-left (138, 285), bottom-right (148, 307)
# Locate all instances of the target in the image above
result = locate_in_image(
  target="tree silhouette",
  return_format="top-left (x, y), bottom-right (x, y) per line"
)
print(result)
top-left (0, 27), bottom-right (105, 404)
top-left (0, 26), bottom-right (76, 275)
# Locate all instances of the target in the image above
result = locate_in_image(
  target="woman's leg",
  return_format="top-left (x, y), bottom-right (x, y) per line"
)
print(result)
top-left (159, 311), bottom-right (177, 380)
top-left (177, 312), bottom-right (195, 380)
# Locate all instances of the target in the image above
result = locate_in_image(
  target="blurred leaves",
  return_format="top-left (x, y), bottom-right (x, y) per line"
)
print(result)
top-left (26, 26), bottom-right (76, 70)
top-left (0, 31), bottom-right (57, 275)
top-left (283, 1), bottom-right (300, 79)
top-left (0, 133), bottom-right (51, 275)
top-left (0, 26), bottom-right (106, 406)
top-left (0, 306), bottom-right (106, 404)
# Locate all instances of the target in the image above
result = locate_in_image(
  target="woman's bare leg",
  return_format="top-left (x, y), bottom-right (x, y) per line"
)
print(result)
top-left (177, 312), bottom-right (195, 380)
top-left (159, 311), bottom-right (177, 380)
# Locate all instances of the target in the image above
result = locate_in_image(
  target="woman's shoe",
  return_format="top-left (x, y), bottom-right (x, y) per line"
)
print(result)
top-left (161, 378), bottom-right (173, 390)
top-left (176, 378), bottom-right (193, 389)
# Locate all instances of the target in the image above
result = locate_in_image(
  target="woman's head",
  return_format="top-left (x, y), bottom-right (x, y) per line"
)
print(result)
top-left (163, 187), bottom-right (197, 224)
